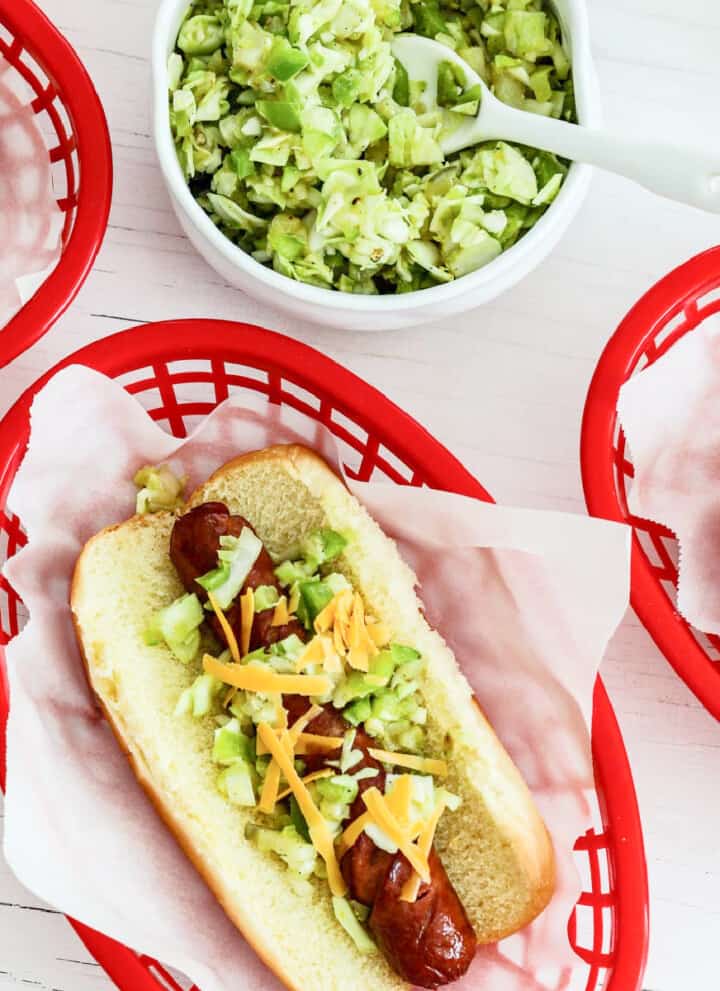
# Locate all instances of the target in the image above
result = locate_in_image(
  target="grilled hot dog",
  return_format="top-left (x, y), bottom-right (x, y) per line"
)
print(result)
top-left (169, 503), bottom-right (477, 987)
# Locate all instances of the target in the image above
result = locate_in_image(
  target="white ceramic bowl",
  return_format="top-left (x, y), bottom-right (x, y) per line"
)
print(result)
top-left (152, 0), bottom-right (601, 331)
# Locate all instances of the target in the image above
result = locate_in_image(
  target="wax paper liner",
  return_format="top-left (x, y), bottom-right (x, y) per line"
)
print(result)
top-left (2, 367), bottom-right (630, 991)
top-left (618, 313), bottom-right (720, 635)
top-left (0, 56), bottom-right (63, 330)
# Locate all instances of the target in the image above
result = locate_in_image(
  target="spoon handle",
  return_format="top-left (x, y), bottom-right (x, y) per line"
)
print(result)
top-left (485, 103), bottom-right (720, 213)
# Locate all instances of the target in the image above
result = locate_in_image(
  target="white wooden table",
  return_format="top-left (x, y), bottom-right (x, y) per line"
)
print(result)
top-left (1, 0), bottom-right (719, 988)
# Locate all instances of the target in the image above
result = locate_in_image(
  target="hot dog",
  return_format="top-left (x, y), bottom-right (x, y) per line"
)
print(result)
top-left (170, 503), bottom-right (477, 987)
top-left (72, 445), bottom-right (555, 991)
top-left (170, 503), bottom-right (306, 650)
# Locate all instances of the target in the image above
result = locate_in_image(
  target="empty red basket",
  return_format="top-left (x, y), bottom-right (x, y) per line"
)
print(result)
top-left (0, 0), bottom-right (113, 367)
top-left (0, 321), bottom-right (649, 991)
top-left (582, 246), bottom-right (720, 719)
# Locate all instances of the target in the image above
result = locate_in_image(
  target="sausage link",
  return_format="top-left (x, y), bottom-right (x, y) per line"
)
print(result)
top-left (170, 502), bottom-right (305, 651)
top-left (287, 698), bottom-right (477, 986)
top-left (170, 504), bottom-right (477, 987)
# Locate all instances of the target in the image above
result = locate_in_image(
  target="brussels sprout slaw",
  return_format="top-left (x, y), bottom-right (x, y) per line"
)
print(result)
top-left (168, 0), bottom-right (574, 293)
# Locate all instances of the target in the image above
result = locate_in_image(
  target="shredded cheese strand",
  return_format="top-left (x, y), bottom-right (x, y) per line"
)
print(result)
top-left (321, 635), bottom-right (343, 672)
top-left (271, 595), bottom-right (289, 627)
top-left (258, 727), bottom-right (296, 814)
top-left (257, 705), bottom-right (323, 756)
top-left (362, 788), bottom-right (430, 883)
top-left (336, 812), bottom-right (371, 859)
top-left (293, 732), bottom-right (344, 755)
top-left (294, 636), bottom-right (325, 673)
top-left (288, 584), bottom-right (300, 614)
top-left (274, 696), bottom-right (288, 729)
top-left (288, 704), bottom-right (323, 743)
top-left (368, 749), bottom-right (448, 778)
top-left (240, 589), bottom-right (254, 657)
top-left (203, 655), bottom-right (330, 696)
top-left (276, 768), bottom-right (334, 802)
top-left (258, 722), bottom-right (347, 897)
top-left (367, 622), bottom-right (391, 647)
top-left (207, 592), bottom-right (241, 664)
top-left (258, 740), bottom-right (285, 813)
top-left (336, 775), bottom-right (415, 858)
top-left (313, 595), bottom-right (338, 634)
top-left (336, 807), bottom-right (424, 859)
top-left (400, 799), bottom-right (447, 903)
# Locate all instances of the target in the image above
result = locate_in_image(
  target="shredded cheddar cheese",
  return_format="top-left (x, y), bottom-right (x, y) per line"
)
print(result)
top-left (258, 727), bottom-right (292, 814)
top-left (294, 636), bottom-right (326, 672)
top-left (335, 590), bottom-right (353, 648)
top-left (368, 749), bottom-right (448, 778)
top-left (320, 634), bottom-right (343, 672)
top-left (400, 799), bottom-right (447, 902)
top-left (258, 722), bottom-right (347, 897)
top-left (335, 777), bottom-right (423, 858)
top-left (336, 813), bottom-right (371, 858)
top-left (313, 588), bottom-right (387, 672)
top-left (367, 622), bottom-right (391, 646)
top-left (207, 592), bottom-right (241, 664)
top-left (314, 594), bottom-right (342, 634)
top-left (257, 705), bottom-right (324, 756)
top-left (271, 595), bottom-right (290, 627)
top-left (295, 633), bottom-right (343, 675)
top-left (240, 589), bottom-right (254, 657)
top-left (203, 654), bottom-right (330, 696)
top-left (274, 696), bottom-right (288, 729)
top-left (293, 732), bottom-right (344, 755)
top-left (347, 593), bottom-right (376, 671)
top-left (362, 788), bottom-right (430, 882)
top-left (288, 704), bottom-right (322, 741)
top-left (288, 584), bottom-right (300, 615)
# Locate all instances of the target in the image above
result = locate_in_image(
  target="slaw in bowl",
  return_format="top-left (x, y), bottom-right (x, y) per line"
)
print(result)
top-left (153, 0), bottom-right (600, 329)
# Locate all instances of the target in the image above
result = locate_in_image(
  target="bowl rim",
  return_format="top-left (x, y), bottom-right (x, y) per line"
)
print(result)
top-left (152, 0), bottom-right (601, 314)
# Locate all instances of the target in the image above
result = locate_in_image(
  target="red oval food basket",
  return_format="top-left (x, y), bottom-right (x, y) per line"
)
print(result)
top-left (581, 246), bottom-right (720, 720)
top-left (0, 0), bottom-right (112, 367)
top-left (0, 322), bottom-right (648, 991)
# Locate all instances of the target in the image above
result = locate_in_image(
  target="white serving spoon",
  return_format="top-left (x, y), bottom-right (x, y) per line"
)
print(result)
top-left (392, 34), bottom-right (720, 214)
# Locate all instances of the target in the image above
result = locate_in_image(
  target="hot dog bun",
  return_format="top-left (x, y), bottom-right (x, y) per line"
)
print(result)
top-left (71, 444), bottom-right (555, 991)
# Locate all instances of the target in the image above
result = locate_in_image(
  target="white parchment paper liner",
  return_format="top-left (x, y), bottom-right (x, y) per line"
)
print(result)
top-left (0, 56), bottom-right (63, 330)
top-left (2, 367), bottom-right (630, 991)
top-left (618, 313), bottom-right (720, 635)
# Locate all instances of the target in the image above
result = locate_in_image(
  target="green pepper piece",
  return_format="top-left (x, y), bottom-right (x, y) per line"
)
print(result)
top-left (290, 795), bottom-right (311, 841)
top-left (256, 100), bottom-right (302, 132)
top-left (392, 57), bottom-right (410, 106)
top-left (437, 60), bottom-right (462, 108)
top-left (229, 147), bottom-right (254, 179)
top-left (266, 38), bottom-right (309, 81)
top-left (413, 1), bottom-right (447, 39)
top-left (344, 697), bottom-right (373, 726)
top-left (296, 579), bottom-right (334, 627)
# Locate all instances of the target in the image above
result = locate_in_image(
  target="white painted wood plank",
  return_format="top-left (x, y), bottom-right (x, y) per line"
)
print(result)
top-left (1, 0), bottom-right (719, 989)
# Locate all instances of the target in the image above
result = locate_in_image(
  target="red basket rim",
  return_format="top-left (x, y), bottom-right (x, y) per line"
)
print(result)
top-left (581, 245), bottom-right (720, 720)
top-left (0, 0), bottom-right (113, 368)
top-left (0, 320), bottom-right (649, 991)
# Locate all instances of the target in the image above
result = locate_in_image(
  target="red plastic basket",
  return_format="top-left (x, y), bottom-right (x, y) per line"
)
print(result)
top-left (581, 246), bottom-right (720, 720)
top-left (0, 321), bottom-right (648, 991)
top-left (0, 0), bottom-right (112, 367)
